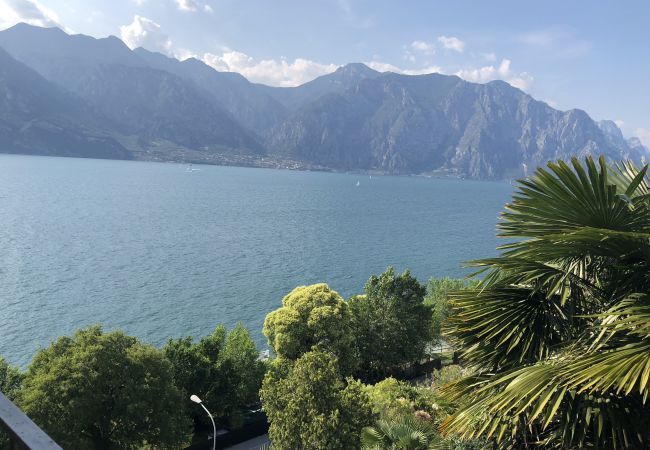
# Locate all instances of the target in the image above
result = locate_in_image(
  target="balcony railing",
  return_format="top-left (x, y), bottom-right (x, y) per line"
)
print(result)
top-left (0, 392), bottom-right (62, 450)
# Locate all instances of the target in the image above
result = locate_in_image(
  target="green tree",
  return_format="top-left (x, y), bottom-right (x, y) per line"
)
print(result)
top-left (217, 323), bottom-right (267, 427)
top-left (164, 335), bottom-right (214, 425)
top-left (0, 357), bottom-right (22, 400)
top-left (260, 350), bottom-right (375, 450)
top-left (17, 325), bottom-right (190, 450)
top-left (442, 157), bottom-right (650, 448)
top-left (349, 268), bottom-right (432, 381)
top-left (263, 283), bottom-right (357, 374)
top-left (425, 278), bottom-right (474, 349)
top-left (165, 324), bottom-right (265, 428)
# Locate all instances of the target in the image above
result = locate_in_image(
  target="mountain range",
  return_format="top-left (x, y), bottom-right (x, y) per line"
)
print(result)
top-left (0, 23), bottom-right (646, 179)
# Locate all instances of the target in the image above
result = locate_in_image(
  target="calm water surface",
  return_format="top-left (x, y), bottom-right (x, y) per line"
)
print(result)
top-left (0, 154), bottom-right (512, 366)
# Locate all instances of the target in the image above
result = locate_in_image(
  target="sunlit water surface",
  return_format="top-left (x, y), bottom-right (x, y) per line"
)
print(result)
top-left (0, 154), bottom-right (512, 366)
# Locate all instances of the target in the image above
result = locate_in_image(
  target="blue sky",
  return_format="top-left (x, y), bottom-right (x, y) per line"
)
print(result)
top-left (1, 0), bottom-right (648, 143)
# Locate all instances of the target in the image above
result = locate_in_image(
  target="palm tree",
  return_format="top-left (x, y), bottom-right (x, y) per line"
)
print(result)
top-left (361, 415), bottom-right (440, 450)
top-left (440, 156), bottom-right (650, 449)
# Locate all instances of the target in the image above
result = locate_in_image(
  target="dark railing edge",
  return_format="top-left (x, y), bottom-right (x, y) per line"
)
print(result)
top-left (0, 391), bottom-right (62, 450)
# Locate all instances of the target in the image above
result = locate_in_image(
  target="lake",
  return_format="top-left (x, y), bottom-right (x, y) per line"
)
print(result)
top-left (0, 154), bottom-right (512, 366)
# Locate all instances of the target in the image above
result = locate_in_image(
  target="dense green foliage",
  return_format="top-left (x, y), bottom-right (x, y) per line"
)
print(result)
top-left (263, 283), bottom-right (357, 374)
top-left (17, 326), bottom-right (190, 450)
top-left (362, 367), bottom-right (483, 450)
top-left (365, 377), bottom-right (438, 420)
top-left (260, 350), bottom-right (375, 450)
top-left (424, 277), bottom-right (476, 349)
top-left (361, 415), bottom-right (439, 450)
top-left (0, 357), bottom-right (22, 401)
top-left (349, 268), bottom-right (432, 381)
top-left (442, 157), bottom-right (650, 449)
top-left (164, 323), bottom-right (266, 428)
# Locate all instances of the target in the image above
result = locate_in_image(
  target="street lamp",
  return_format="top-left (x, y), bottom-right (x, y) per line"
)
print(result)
top-left (190, 395), bottom-right (216, 450)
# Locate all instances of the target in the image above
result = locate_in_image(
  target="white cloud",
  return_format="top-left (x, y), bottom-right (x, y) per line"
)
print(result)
top-left (175, 0), bottom-right (213, 13)
top-left (203, 50), bottom-right (338, 87)
top-left (176, 0), bottom-right (198, 11)
top-left (0, 0), bottom-right (63, 29)
top-left (365, 61), bottom-right (441, 76)
top-left (614, 119), bottom-right (625, 129)
top-left (410, 40), bottom-right (435, 55)
top-left (437, 35), bottom-right (465, 52)
top-left (455, 58), bottom-right (533, 90)
top-left (120, 15), bottom-right (172, 55)
top-left (636, 128), bottom-right (650, 148)
top-left (403, 66), bottom-right (443, 76)
top-left (365, 61), bottom-right (403, 73)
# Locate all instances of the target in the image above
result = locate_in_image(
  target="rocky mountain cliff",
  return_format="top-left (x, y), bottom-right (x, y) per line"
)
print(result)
top-left (0, 23), bottom-right (647, 179)
top-left (266, 74), bottom-right (647, 178)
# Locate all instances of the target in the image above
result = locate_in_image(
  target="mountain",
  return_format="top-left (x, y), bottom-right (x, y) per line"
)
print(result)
top-left (133, 48), bottom-right (287, 132)
top-left (0, 46), bottom-right (130, 159)
top-left (0, 23), bottom-right (646, 179)
top-left (0, 23), bottom-right (263, 155)
top-left (627, 137), bottom-right (649, 156)
top-left (257, 63), bottom-right (382, 110)
top-left (266, 72), bottom-right (647, 178)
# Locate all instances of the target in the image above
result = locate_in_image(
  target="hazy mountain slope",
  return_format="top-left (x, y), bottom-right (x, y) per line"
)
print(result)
top-left (0, 47), bottom-right (130, 159)
top-left (627, 137), bottom-right (649, 155)
top-left (266, 72), bottom-right (646, 178)
top-left (257, 63), bottom-right (382, 110)
top-left (0, 23), bottom-right (646, 178)
top-left (134, 48), bottom-right (288, 132)
top-left (0, 23), bottom-right (263, 154)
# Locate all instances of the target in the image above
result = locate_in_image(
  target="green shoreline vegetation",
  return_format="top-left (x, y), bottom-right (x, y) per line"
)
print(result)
top-left (0, 268), bottom-right (464, 449)
top-left (2, 156), bottom-right (650, 449)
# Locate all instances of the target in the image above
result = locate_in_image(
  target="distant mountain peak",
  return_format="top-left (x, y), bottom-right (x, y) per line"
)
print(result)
top-left (4, 22), bottom-right (64, 34)
top-left (335, 62), bottom-right (378, 75)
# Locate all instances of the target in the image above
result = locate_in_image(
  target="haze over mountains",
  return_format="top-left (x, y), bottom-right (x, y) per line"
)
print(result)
top-left (0, 23), bottom-right (646, 179)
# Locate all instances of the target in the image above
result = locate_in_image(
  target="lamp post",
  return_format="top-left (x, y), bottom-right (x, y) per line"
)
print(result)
top-left (190, 395), bottom-right (216, 450)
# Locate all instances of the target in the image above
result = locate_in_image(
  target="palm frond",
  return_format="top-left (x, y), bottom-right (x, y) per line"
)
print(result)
top-left (441, 157), bottom-right (650, 449)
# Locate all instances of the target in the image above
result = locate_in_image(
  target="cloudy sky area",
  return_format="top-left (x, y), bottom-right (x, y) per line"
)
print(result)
top-left (1, 0), bottom-right (648, 143)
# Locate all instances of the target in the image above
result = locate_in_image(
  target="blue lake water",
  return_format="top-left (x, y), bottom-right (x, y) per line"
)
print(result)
top-left (0, 154), bottom-right (512, 366)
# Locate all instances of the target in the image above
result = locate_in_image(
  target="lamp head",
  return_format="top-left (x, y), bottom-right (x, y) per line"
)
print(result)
top-left (190, 394), bottom-right (202, 404)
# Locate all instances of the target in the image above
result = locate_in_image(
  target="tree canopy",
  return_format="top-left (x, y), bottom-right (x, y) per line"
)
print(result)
top-left (349, 268), bottom-right (432, 381)
top-left (0, 357), bottom-right (22, 401)
top-left (442, 157), bottom-right (650, 449)
top-left (424, 277), bottom-right (475, 349)
top-left (18, 326), bottom-right (190, 450)
top-left (260, 350), bottom-right (375, 450)
top-left (263, 283), bottom-right (357, 374)
top-left (164, 323), bottom-right (265, 428)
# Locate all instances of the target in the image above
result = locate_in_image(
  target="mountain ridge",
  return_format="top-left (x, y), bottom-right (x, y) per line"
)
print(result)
top-left (0, 23), bottom-right (647, 179)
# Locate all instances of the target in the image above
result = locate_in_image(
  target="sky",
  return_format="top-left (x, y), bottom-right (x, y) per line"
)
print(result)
top-left (1, 0), bottom-right (649, 144)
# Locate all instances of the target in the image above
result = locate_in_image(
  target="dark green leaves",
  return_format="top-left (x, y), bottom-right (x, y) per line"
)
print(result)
top-left (442, 157), bottom-right (650, 449)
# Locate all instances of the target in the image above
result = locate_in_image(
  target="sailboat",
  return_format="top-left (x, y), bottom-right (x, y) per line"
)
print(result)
top-left (356, 180), bottom-right (360, 187)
